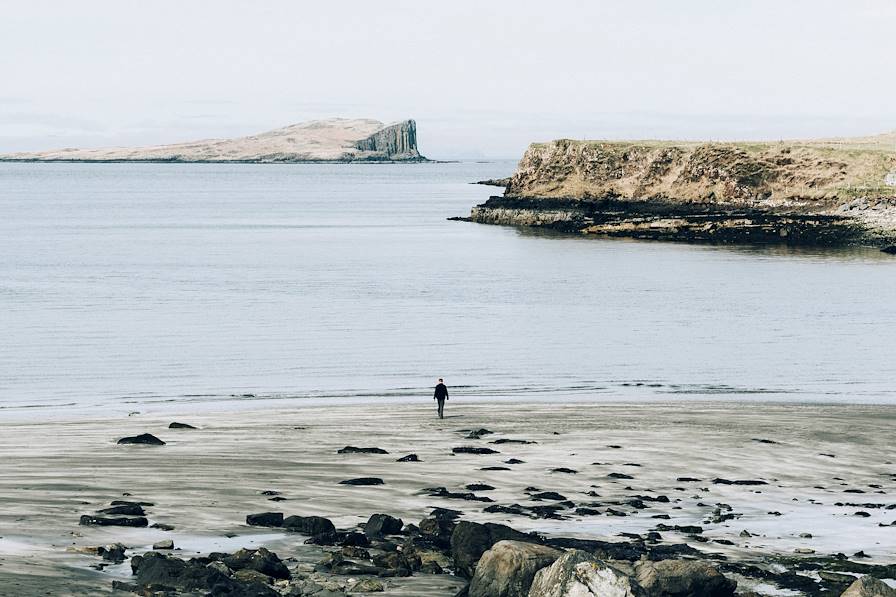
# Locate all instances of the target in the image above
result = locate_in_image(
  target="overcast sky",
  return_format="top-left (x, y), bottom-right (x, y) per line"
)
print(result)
top-left (2, 0), bottom-right (895, 158)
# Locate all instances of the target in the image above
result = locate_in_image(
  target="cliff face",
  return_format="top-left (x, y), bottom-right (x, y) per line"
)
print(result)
top-left (0, 118), bottom-right (426, 163)
top-left (354, 120), bottom-right (420, 160)
top-left (469, 134), bottom-right (896, 246)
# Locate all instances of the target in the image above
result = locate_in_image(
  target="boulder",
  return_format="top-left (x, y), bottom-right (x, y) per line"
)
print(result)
top-left (99, 543), bottom-right (127, 562)
top-left (528, 550), bottom-right (644, 597)
top-left (169, 422), bottom-right (197, 429)
top-left (233, 569), bottom-right (272, 584)
top-left (635, 560), bottom-right (736, 597)
top-left (130, 552), bottom-right (279, 596)
top-left (451, 521), bottom-right (539, 578)
top-left (469, 540), bottom-right (562, 597)
top-left (365, 513), bottom-right (403, 538)
top-left (283, 515), bottom-right (336, 535)
top-left (222, 547), bottom-right (291, 580)
top-left (881, 246), bottom-right (896, 255)
top-left (117, 433), bottom-right (165, 445)
top-left (79, 515), bottom-right (147, 527)
top-left (397, 454), bottom-right (420, 462)
top-left (246, 512), bottom-right (283, 527)
top-left (153, 539), bottom-right (174, 550)
top-left (373, 550), bottom-right (418, 575)
top-left (131, 551), bottom-right (232, 592)
top-left (352, 578), bottom-right (385, 592)
top-left (841, 577), bottom-right (896, 597)
top-left (98, 504), bottom-right (145, 516)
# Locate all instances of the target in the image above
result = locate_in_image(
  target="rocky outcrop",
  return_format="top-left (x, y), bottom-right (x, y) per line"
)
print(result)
top-left (450, 521), bottom-right (539, 578)
top-left (0, 118), bottom-right (426, 163)
top-left (469, 540), bottom-right (562, 597)
top-left (841, 576), bottom-right (896, 597)
top-left (466, 133), bottom-right (896, 246)
top-left (354, 120), bottom-right (421, 160)
top-left (527, 550), bottom-right (645, 597)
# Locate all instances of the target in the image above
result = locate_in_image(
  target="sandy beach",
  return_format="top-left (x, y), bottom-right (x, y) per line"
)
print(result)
top-left (0, 398), bottom-right (893, 595)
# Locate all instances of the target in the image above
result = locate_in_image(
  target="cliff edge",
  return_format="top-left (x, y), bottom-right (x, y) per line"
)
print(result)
top-left (0, 118), bottom-right (426, 163)
top-left (468, 133), bottom-right (896, 246)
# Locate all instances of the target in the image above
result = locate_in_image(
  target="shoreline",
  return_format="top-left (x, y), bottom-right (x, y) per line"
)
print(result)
top-left (0, 399), bottom-right (893, 594)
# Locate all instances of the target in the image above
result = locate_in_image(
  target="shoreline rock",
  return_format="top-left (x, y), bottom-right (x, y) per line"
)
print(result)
top-left (462, 135), bottom-right (896, 247)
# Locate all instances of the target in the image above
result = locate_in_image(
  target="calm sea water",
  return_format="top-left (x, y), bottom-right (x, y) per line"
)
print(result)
top-left (1, 162), bottom-right (895, 412)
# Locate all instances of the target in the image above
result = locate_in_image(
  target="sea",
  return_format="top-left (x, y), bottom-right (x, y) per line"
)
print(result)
top-left (1, 161), bottom-right (895, 415)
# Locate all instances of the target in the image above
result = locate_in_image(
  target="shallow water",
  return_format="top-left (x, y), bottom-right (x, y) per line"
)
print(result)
top-left (1, 162), bottom-right (895, 413)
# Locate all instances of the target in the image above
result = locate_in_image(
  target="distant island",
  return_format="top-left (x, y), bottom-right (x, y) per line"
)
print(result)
top-left (0, 118), bottom-right (425, 163)
top-left (464, 132), bottom-right (896, 247)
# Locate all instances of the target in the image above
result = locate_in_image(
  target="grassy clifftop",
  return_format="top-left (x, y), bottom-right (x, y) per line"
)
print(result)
top-left (469, 132), bottom-right (896, 246)
top-left (507, 134), bottom-right (896, 206)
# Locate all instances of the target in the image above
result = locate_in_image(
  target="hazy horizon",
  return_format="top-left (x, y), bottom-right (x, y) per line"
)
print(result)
top-left (2, 0), bottom-right (895, 159)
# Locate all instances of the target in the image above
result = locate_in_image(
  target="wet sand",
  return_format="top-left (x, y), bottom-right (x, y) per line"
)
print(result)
top-left (0, 399), bottom-right (893, 595)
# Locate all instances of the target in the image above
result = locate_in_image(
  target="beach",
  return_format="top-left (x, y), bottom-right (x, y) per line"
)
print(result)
top-left (1, 397), bottom-right (893, 595)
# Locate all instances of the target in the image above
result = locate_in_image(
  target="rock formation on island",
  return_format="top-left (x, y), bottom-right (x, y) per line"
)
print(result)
top-left (0, 118), bottom-right (425, 163)
top-left (465, 132), bottom-right (896, 246)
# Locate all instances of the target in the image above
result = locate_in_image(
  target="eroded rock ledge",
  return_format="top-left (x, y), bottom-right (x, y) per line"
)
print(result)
top-left (466, 133), bottom-right (896, 246)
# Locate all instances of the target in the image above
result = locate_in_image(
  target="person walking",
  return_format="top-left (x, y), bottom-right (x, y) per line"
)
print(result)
top-left (433, 378), bottom-right (449, 419)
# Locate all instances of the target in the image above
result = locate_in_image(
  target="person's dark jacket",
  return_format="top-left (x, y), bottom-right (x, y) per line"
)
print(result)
top-left (434, 383), bottom-right (448, 400)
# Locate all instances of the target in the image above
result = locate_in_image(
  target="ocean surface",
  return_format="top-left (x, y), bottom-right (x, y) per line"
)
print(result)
top-left (1, 161), bottom-right (895, 414)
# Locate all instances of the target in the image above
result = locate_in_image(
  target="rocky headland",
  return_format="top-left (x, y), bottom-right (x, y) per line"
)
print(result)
top-left (0, 118), bottom-right (425, 163)
top-left (465, 132), bottom-right (896, 247)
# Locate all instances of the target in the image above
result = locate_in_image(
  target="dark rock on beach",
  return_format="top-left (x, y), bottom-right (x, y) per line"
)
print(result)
top-left (98, 504), bottom-right (145, 516)
top-left (609, 472), bottom-right (634, 479)
top-left (426, 487), bottom-right (494, 502)
top-left (337, 446), bottom-right (389, 454)
top-left (111, 499), bottom-right (155, 507)
top-left (712, 478), bottom-right (768, 485)
top-left (466, 483), bottom-right (496, 492)
top-left (283, 515), bottom-right (335, 535)
top-left (450, 520), bottom-right (539, 579)
top-left (530, 491), bottom-right (567, 501)
top-left (222, 547), bottom-right (291, 580)
top-left (339, 477), bottom-right (385, 485)
top-left (466, 428), bottom-right (494, 439)
top-left (454, 446), bottom-right (500, 455)
top-left (364, 513), bottom-right (403, 538)
top-left (245, 512), bottom-right (283, 527)
top-left (397, 453), bottom-right (420, 462)
top-left (635, 559), bottom-right (737, 597)
top-left (168, 422), bottom-right (197, 429)
top-left (79, 515), bottom-right (148, 527)
top-left (117, 433), bottom-right (165, 445)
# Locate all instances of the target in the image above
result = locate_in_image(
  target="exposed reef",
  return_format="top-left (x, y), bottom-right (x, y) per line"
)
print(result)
top-left (465, 133), bottom-right (896, 246)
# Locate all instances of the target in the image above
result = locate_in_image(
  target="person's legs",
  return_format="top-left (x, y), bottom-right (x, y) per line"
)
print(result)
top-left (437, 398), bottom-right (444, 418)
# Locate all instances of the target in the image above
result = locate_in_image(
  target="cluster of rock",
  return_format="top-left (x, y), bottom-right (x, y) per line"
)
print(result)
top-left (100, 505), bottom-right (896, 597)
top-left (465, 134), bottom-right (896, 247)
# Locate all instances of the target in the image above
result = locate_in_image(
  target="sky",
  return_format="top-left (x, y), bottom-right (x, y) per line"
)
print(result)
top-left (1, 0), bottom-right (895, 159)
